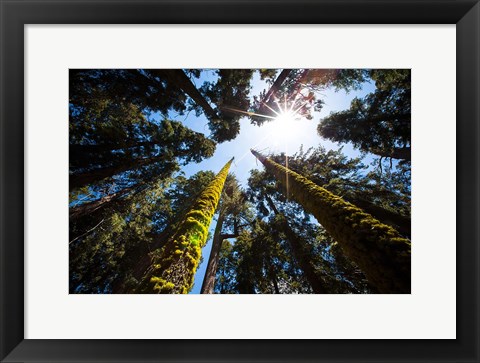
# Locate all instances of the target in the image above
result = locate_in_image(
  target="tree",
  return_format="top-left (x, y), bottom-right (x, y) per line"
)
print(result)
top-left (146, 69), bottom-right (218, 120)
top-left (69, 169), bottom-right (219, 294)
top-left (135, 158), bottom-right (233, 294)
top-left (69, 176), bottom-right (174, 293)
top-left (250, 69), bottom-right (368, 125)
top-left (246, 170), bottom-right (327, 293)
top-left (246, 167), bottom-right (373, 294)
top-left (69, 119), bottom-right (216, 191)
top-left (318, 69), bottom-right (411, 160)
top-left (200, 174), bottom-right (250, 294)
top-left (70, 69), bottom-right (189, 116)
top-left (222, 220), bottom-right (309, 294)
top-left (269, 146), bottom-right (411, 238)
top-left (251, 149), bottom-right (411, 294)
top-left (213, 240), bottom-right (237, 293)
top-left (200, 69), bottom-right (255, 142)
top-left (71, 69), bottom-right (256, 144)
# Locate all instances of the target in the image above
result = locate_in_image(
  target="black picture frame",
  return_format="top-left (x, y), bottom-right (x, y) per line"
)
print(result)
top-left (1, 1), bottom-right (479, 362)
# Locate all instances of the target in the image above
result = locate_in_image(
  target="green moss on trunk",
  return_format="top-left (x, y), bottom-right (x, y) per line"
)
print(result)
top-left (137, 158), bottom-right (233, 294)
top-left (251, 149), bottom-right (410, 294)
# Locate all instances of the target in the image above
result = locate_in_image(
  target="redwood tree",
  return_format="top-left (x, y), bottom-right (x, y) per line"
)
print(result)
top-left (136, 158), bottom-right (233, 294)
top-left (251, 149), bottom-right (411, 294)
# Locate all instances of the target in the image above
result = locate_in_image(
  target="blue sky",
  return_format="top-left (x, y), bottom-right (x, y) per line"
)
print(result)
top-left (162, 70), bottom-right (376, 294)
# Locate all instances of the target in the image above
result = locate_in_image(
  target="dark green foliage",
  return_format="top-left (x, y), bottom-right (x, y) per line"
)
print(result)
top-left (318, 69), bottom-right (411, 160)
top-left (251, 149), bottom-right (411, 294)
top-left (70, 69), bottom-right (188, 116)
top-left (217, 220), bottom-right (313, 294)
top-left (69, 177), bottom-right (172, 293)
top-left (70, 118), bottom-right (216, 191)
top-left (69, 170), bottom-right (217, 294)
top-left (70, 68), bottom-right (256, 145)
top-left (200, 69), bottom-right (255, 142)
top-left (243, 167), bottom-right (373, 294)
top-left (69, 68), bottom-right (411, 295)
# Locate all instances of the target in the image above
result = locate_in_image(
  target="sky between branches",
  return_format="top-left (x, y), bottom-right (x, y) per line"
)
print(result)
top-left (148, 70), bottom-right (376, 294)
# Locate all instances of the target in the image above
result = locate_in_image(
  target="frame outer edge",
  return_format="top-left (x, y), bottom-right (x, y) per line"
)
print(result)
top-left (1, 0), bottom-right (479, 362)
top-left (457, 2), bottom-right (480, 361)
top-left (1, 0), bottom-right (25, 362)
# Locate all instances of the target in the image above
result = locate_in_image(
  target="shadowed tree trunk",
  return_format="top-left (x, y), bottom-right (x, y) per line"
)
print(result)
top-left (70, 141), bottom-right (153, 156)
top-left (371, 146), bottom-right (411, 161)
top-left (256, 69), bottom-right (293, 114)
top-left (347, 197), bottom-right (411, 238)
top-left (69, 156), bottom-right (159, 191)
top-left (265, 195), bottom-right (327, 294)
top-left (200, 207), bottom-right (227, 294)
top-left (152, 69), bottom-right (219, 120)
top-left (135, 158), bottom-right (233, 294)
top-left (69, 185), bottom-right (136, 222)
top-left (251, 149), bottom-right (411, 294)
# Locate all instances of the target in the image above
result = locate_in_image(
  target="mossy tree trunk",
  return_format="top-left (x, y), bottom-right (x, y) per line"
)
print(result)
top-left (136, 158), bottom-right (233, 294)
top-left (348, 197), bottom-right (411, 238)
top-left (251, 149), bottom-right (411, 294)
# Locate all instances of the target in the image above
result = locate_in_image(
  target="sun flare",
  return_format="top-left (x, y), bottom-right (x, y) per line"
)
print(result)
top-left (273, 110), bottom-right (296, 140)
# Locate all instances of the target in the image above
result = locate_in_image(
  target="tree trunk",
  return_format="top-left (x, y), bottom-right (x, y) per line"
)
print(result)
top-left (153, 69), bottom-right (218, 120)
top-left (347, 197), bottom-right (411, 238)
top-left (135, 158), bottom-right (233, 294)
top-left (69, 156), bottom-right (156, 191)
top-left (69, 185), bottom-right (135, 222)
top-left (111, 229), bottom-right (171, 294)
top-left (257, 69), bottom-right (293, 114)
top-left (265, 195), bottom-right (327, 294)
top-left (70, 141), bottom-right (153, 156)
top-left (251, 149), bottom-right (411, 294)
top-left (200, 208), bottom-right (227, 294)
top-left (370, 146), bottom-right (411, 161)
top-left (268, 261), bottom-right (280, 294)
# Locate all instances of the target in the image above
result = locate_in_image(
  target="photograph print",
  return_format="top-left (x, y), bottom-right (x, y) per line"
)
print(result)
top-left (69, 69), bottom-right (411, 294)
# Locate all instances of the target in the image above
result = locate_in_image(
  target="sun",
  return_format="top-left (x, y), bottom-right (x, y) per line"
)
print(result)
top-left (274, 110), bottom-right (295, 139)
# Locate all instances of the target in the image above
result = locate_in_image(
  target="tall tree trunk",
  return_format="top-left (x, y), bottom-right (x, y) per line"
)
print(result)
top-left (70, 141), bottom-right (153, 156)
top-left (153, 69), bottom-right (218, 120)
top-left (135, 158), bottom-right (233, 294)
top-left (347, 197), bottom-right (411, 238)
top-left (69, 185), bottom-right (135, 222)
top-left (200, 207), bottom-right (227, 294)
top-left (257, 69), bottom-right (293, 114)
top-left (70, 141), bottom-right (155, 169)
top-left (251, 149), bottom-right (411, 294)
top-left (370, 146), bottom-right (411, 161)
top-left (268, 260), bottom-right (280, 294)
top-left (69, 156), bottom-right (156, 191)
top-left (265, 195), bottom-right (327, 294)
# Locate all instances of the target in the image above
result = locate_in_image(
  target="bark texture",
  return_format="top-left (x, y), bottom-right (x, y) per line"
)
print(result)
top-left (251, 149), bottom-right (411, 294)
top-left (136, 158), bottom-right (233, 294)
top-left (200, 208), bottom-right (227, 294)
top-left (153, 69), bottom-right (218, 120)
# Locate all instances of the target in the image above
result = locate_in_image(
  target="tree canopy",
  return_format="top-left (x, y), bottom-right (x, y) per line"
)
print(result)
top-left (317, 69), bottom-right (411, 160)
top-left (69, 68), bottom-right (411, 294)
